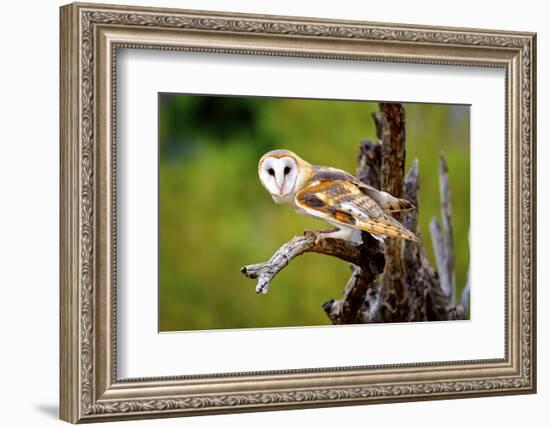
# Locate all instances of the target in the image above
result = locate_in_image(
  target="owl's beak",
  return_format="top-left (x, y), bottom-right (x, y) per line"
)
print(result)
top-left (275, 176), bottom-right (285, 196)
top-left (278, 178), bottom-right (287, 196)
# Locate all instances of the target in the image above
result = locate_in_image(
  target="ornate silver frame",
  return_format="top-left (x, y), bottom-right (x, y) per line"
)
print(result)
top-left (60, 2), bottom-right (536, 423)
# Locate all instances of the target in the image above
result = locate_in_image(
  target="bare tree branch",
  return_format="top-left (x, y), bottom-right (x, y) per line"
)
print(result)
top-left (241, 233), bottom-right (372, 294)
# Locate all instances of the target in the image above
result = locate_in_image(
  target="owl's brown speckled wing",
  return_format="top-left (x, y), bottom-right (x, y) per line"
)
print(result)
top-left (295, 180), bottom-right (418, 242)
top-left (310, 166), bottom-right (414, 213)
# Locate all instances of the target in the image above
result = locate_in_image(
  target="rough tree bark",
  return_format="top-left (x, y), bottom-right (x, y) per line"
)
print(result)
top-left (376, 104), bottom-right (409, 322)
top-left (241, 102), bottom-right (469, 323)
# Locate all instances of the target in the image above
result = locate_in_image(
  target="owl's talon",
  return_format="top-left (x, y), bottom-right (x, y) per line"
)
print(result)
top-left (304, 230), bottom-right (325, 245)
top-left (304, 229), bottom-right (317, 238)
top-left (304, 231), bottom-right (323, 245)
top-left (305, 228), bottom-right (339, 245)
top-left (314, 233), bottom-right (323, 246)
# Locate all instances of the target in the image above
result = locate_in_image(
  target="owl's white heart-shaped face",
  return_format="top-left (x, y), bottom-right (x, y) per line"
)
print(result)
top-left (259, 155), bottom-right (299, 197)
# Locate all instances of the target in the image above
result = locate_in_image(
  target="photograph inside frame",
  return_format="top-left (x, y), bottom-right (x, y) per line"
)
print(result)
top-left (158, 93), bottom-right (470, 332)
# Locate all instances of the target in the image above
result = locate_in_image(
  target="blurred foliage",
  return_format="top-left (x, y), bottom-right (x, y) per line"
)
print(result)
top-left (159, 94), bottom-right (470, 332)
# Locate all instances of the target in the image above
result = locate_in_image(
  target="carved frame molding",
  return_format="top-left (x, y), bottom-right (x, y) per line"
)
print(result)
top-left (60, 2), bottom-right (536, 422)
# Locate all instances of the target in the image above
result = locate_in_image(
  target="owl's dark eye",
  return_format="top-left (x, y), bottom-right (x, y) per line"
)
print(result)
top-left (284, 166), bottom-right (291, 175)
top-left (267, 168), bottom-right (275, 176)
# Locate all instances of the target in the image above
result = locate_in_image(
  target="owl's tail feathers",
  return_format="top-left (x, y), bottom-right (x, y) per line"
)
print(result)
top-left (361, 217), bottom-right (419, 243)
top-left (379, 193), bottom-right (415, 212)
top-left (358, 186), bottom-right (415, 213)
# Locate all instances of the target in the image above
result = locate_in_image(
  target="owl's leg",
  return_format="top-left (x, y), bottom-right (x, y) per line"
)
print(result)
top-left (312, 225), bottom-right (362, 244)
top-left (368, 232), bottom-right (385, 243)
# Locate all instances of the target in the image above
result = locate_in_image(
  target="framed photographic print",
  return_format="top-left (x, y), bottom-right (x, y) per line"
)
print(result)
top-left (60, 2), bottom-right (536, 423)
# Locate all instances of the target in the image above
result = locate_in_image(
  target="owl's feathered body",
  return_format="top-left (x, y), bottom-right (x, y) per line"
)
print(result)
top-left (258, 149), bottom-right (418, 243)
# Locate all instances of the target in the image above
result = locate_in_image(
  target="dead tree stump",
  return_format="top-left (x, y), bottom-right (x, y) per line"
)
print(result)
top-left (242, 102), bottom-right (469, 323)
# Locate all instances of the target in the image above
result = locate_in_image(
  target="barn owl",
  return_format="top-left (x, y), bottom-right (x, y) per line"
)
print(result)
top-left (258, 149), bottom-right (418, 244)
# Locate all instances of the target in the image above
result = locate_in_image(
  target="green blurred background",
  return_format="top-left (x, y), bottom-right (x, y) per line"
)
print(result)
top-left (158, 94), bottom-right (470, 332)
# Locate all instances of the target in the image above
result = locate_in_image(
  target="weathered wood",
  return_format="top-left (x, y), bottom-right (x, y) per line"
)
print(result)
top-left (460, 230), bottom-right (471, 315)
top-left (378, 103), bottom-right (406, 196)
top-left (402, 160), bottom-right (457, 321)
top-left (322, 233), bottom-right (385, 324)
top-left (356, 140), bottom-right (381, 189)
top-left (461, 269), bottom-right (471, 314)
top-left (402, 160), bottom-right (428, 321)
top-left (375, 103), bottom-right (408, 322)
top-left (429, 155), bottom-right (456, 304)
